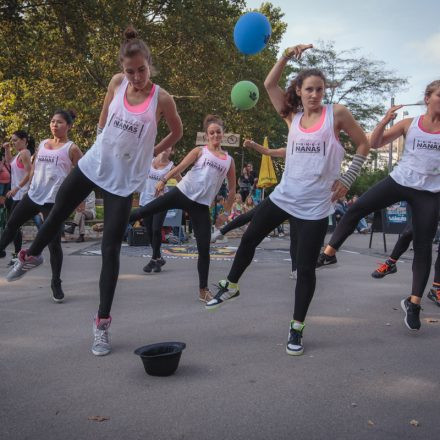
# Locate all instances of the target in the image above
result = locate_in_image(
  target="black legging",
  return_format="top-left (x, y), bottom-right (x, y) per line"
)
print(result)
top-left (221, 206), bottom-right (298, 271)
top-left (130, 187), bottom-right (211, 289)
top-left (28, 167), bottom-right (133, 319)
top-left (389, 223), bottom-right (413, 261)
top-left (5, 199), bottom-right (22, 253)
top-left (143, 210), bottom-right (167, 260)
top-left (329, 176), bottom-right (439, 297)
top-left (0, 195), bottom-right (63, 280)
top-left (226, 197), bottom-right (328, 322)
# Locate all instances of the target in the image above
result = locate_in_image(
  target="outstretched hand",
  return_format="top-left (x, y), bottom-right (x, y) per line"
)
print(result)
top-left (283, 44), bottom-right (313, 60)
top-left (382, 105), bottom-right (404, 125)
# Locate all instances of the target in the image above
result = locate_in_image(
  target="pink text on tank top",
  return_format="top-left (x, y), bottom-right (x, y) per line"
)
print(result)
top-left (124, 84), bottom-right (156, 113)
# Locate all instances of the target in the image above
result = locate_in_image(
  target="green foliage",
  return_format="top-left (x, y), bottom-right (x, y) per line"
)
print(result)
top-left (349, 167), bottom-right (388, 197)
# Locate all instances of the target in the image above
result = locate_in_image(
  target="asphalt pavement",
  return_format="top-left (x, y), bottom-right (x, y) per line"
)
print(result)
top-left (1, 232), bottom-right (439, 440)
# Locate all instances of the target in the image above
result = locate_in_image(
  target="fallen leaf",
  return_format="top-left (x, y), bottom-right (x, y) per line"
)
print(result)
top-left (368, 420), bottom-right (375, 426)
top-left (410, 419), bottom-right (420, 427)
top-left (88, 416), bottom-right (109, 422)
top-left (392, 307), bottom-right (398, 310)
top-left (427, 319), bottom-right (438, 323)
top-left (351, 403), bottom-right (357, 407)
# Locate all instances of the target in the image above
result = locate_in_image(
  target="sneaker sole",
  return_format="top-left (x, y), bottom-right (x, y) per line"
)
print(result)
top-left (316, 262), bottom-right (338, 270)
top-left (92, 349), bottom-right (111, 356)
top-left (400, 299), bottom-right (420, 332)
top-left (52, 297), bottom-right (64, 304)
top-left (205, 293), bottom-right (239, 311)
top-left (286, 347), bottom-right (304, 356)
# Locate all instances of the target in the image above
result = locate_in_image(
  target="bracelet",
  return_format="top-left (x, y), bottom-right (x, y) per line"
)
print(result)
top-left (160, 177), bottom-right (168, 184)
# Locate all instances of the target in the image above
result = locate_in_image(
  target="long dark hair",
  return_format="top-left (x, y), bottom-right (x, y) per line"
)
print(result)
top-left (12, 130), bottom-right (35, 156)
top-left (280, 69), bottom-right (327, 118)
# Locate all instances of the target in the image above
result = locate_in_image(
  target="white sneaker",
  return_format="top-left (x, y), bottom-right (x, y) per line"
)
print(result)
top-left (211, 228), bottom-right (223, 243)
top-left (92, 315), bottom-right (112, 356)
top-left (6, 249), bottom-right (44, 282)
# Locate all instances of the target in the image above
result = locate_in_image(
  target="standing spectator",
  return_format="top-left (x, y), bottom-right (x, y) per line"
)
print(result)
top-left (65, 191), bottom-right (96, 242)
top-left (238, 163), bottom-right (257, 202)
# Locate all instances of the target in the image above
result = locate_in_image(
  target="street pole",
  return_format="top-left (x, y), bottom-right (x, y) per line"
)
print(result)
top-left (388, 97), bottom-right (395, 173)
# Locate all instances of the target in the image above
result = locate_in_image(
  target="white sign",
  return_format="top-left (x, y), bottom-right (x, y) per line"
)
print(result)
top-left (196, 132), bottom-right (241, 147)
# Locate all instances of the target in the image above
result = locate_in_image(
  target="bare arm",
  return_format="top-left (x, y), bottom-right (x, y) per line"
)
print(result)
top-left (370, 105), bottom-right (410, 149)
top-left (264, 44), bottom-right (313, 123)
top-left (2, 143), bottom-right (13, 164)
top-left (6, 149), bottom-right (32, 198)
top-left (330, 105), bottom-right (370, 202)
top-left (98, 73), bottom-right (124, 129)
top-left (224, 159), bottom-right (237, 213)
top-left (243, 139), bottom-right (286, 158)
top-left (68, 143), bottom-right (83, 167)
top-left (155, 147), bottom-right (201, 196)
top-left (153, 89), bottom-right (183, 156)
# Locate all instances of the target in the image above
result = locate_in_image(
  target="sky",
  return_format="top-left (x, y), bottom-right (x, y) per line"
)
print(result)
top-left (246, 0), bottom-right (439, 118)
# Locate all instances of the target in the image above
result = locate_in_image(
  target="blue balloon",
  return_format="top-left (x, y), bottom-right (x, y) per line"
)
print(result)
top-left (233, 12), bottom-right (271, 55)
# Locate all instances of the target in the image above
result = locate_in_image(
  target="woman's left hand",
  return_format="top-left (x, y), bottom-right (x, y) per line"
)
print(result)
top-left (331, 180), bottom-right (348, 202)
top-left (155, 180), bottom-right (166, 197)
top-left (6, 187), bottom-right (18, 198)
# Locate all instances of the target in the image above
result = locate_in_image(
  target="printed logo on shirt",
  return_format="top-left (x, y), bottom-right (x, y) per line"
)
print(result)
top-left (413, 138), bottom-right (440, 151)
top-left (148, 172), bottom-right (162, 181)
top-left (111, 115), bottom-right (141, 135)
top-left (202, 158), bottom-right (227, 175)
top-left (292, 140), bottom-right (326, 155)
top-left (37, 155), bottom-right (58, 166)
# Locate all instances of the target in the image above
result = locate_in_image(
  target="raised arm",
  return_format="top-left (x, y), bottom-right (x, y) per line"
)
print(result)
top-left (153, 89), bottom-right (183, 156)
top-left (370, 105), bottom-right (411, 149)
top-left (264, 44), bottom-right (313, 122)
top-left (2, 142), bottom-right (13, 164)
top-left (243, 139), bottom-right (286, 158)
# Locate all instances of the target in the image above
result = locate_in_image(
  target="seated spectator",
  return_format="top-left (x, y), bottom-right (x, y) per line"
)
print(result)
top-left (65, 191), bottom-right (96, 242)
top-left (334, 197), bottom-right (348, 223)
top-left (229, 193), bottom-right (244, 220)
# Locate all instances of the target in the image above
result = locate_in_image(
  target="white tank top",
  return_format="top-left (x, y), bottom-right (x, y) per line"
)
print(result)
top-left (177, 146), bottom-right (232, 206)
top-left (78, 78), bottom-right (159, 197)
top-left (139, 160), bottom-right (174, 206)
top-left (270, 105), bottom-right (345, 220)
top-left (10, 153), bottom-right (29, 201)
top-left (390, 116), bottom-right (440, 192)
top-left (28, 140), bottom-right (73, 205)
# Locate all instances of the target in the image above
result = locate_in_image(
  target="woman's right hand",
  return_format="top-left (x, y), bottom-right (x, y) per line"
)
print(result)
top-left (243, 139), bottom-right (255, 149)
top-left (382, 105), bottom-right (404, 125)
top-left (2, 142), bottom-right (10, 150)
top-left (283, 44), bottom-right (313, 60)
top-left (154, 180), bottom-right (166, 197)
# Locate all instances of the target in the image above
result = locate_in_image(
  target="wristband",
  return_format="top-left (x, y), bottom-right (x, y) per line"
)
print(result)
top-left (339, 154), bottom-right (367, 189)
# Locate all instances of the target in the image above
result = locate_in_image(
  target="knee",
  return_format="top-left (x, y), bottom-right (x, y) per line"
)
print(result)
top-left (101, 242), bottom-right (121, 260)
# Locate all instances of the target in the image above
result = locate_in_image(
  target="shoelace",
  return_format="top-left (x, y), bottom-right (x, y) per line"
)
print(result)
top-left (213, 284), bottom-right (229, 300)
top-left (94, 328), bottom-right (109, 346)
top-left (288, 329), bottom-right (302, 345)
top-left (376, 262), bottom-right (391, 273)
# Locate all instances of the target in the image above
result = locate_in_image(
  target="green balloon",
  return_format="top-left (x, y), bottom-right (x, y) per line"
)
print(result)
top-left (231, 81), bottom-right (259, 110)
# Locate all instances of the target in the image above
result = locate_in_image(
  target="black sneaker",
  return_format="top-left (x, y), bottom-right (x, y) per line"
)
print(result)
top-left (316, 252), bottom-right (337, 268)
top-left (51, 279), bottom-right (65, 303)
top-left (153, 260), bottom-right (162, 273)
top-left (157, 257), bottom-right (166, 267)
top-left (286, 324), bottom-right (304, 356)
top-left (427, 288), bottom-right (440, 307)
top-left (143, 260), bottom-right (156, 273)
top-left (205, 280), bottom-right (240, 311)
top-left (401, 297), bottom-right (421, 331)
top-left (371, 260), bottom-right (397, 279)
